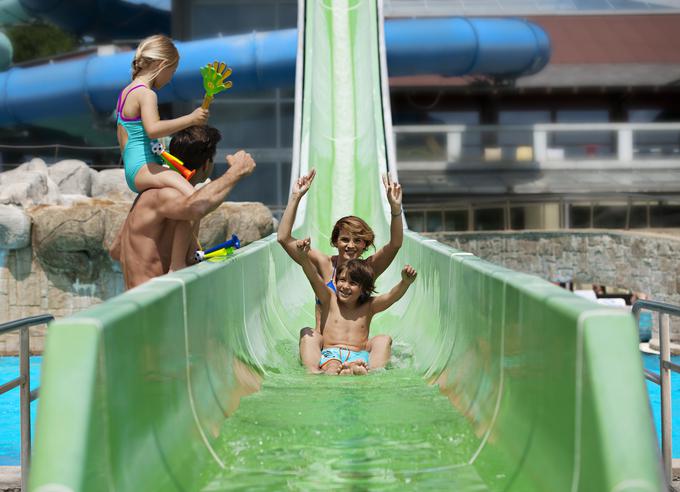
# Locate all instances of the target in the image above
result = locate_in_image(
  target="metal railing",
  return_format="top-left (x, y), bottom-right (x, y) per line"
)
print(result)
top-left (633, 300), bottom-right (680, 484)
top-left (0, 314), bottom-right (53, 491)
top-left (393, 122), bottom-right (680, 167)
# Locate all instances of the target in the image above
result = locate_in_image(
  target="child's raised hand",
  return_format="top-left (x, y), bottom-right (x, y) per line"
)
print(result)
top-left (191, 107), bottom-right (209, 126)
top-left (292, 169), bottom-right (316, 197)
top-left (401, 265), bottom-right (417, 284)
top-left (296, 237), bottom-right (311, 255)
top-left (382, 173), bottom-right (402, 212)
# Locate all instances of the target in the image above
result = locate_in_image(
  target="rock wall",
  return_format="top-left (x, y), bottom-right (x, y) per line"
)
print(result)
top-left (432, 229), bottom-right (680, 338)
top-left (0, 159), bottom-right (275, 354)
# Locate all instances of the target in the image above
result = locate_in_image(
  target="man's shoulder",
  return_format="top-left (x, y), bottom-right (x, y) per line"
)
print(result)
top-left (136, 187), bottom-right (182, 207)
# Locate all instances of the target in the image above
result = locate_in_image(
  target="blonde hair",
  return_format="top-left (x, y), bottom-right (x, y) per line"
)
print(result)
top-left (132, 34), bottom-right (179, 81)
top-left (330, 216), bottom-right (375, 253)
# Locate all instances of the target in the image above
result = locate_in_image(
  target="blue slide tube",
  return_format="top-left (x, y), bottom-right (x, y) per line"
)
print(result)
top-left (0, 18), bottom-right (550, 126)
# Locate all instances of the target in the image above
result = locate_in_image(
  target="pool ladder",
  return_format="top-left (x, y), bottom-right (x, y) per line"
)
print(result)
top-left (0, 314), bottom-right (53, 491)
top-left (634, 299), bottom-right (680, 488)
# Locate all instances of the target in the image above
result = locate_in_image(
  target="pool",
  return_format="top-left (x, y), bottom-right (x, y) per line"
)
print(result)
top-left (0, 356), bottom-right (41, 466)
top-left (0, 354), bottom-right (677, 466)
top-left (643, 353), bottom-right (680, 458)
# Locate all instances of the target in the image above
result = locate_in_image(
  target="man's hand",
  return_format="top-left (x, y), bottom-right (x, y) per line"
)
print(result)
top-left (401, 265), bottom-right (417, 284)
top-left (296, 237), bottom-right (311, 256)
top-left (382, 173), bottom-right (402, 214)
top-left (226, 150), bottom-right (256, 178)
top-left (292, 169), bottom-right (316, 198)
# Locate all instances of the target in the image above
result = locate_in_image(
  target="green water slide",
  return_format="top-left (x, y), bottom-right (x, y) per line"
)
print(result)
top-left (29, 0), bottom-right (663, 490)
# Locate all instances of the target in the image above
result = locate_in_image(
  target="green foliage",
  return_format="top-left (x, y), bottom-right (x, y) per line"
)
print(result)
top-left (6, 22), bottom-right (78, 64)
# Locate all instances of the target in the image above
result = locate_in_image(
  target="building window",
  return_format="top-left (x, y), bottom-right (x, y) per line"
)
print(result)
top-left (570, 205), bottom-right (591, 228)
top-left (405, 211), bottom-right (425, 232)
top-left (474, 208), bottom-right (504, 231)
top-left (651, 204), bottom-right (680, 227)
top-left (444, 210), bottom-right (468, 231)
top-left (593, 205), bottom-right (627, 229)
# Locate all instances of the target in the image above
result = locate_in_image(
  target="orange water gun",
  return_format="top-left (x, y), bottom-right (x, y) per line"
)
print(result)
top-left (150, 142), bottom-right (196, 181)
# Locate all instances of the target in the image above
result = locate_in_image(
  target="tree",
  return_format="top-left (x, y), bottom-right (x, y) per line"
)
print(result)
top-left (6, 22), bottom-right (78, 64)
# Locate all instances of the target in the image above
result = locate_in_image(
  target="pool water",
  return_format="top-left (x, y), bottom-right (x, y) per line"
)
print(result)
top-left (0, 356), bottom-right (41, 466)
top-left (642, 353), bottom-right (680, 458)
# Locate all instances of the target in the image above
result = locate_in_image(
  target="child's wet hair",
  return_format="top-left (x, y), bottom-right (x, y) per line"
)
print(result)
top-left (170, 126), bottom-right (222, 171)
top-left (330, 216), bottom-right (375, 253)
top-left (336, 259), bottom-right (376, 304)
top-left (132, 34), bottom-right (179, 81)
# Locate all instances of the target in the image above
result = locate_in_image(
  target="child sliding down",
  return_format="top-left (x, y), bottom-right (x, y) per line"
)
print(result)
top-left (295, 237), bottom-right (417, 375)
top-left (116, 34), bottom-right (209, 270)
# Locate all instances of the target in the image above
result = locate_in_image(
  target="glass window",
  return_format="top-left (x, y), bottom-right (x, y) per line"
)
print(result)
top-left (553, 110), bottom-right (613, 158)
top-left (570, 205), bottom-right (591, 228)
top-left (556, 110), bottom-right (609, 124)
top-left (395, 133), bottom-right (446, 162)
top-left (429, 111), bottom-right (479, 125)
top-left (499, 110), bottom-right (550, 125)
top-left (628, 109), bottom-right (663, 123)
top-left (405, 211), bottom-right (425, 232)
top-left (210, 103), bottom-right (277, 148)
top-left (280, 161), bottom-right (292, 203)
top-left (510, 207), bottom-right (525, 230)
top-left (426, 211), bottom-right (444, 232)
top-left (192, 1), bottom-right (297, 37)
top-left (211, 159), bottom-right (279, 205)
top-left (498, 111), bottom-right (550, 156)
top-left (634, 130), bottom-right (680, 158)
top-left (280, 102), bottom-right (295, 147)
top-left (474, 208), bottom-right (504, 231)
top-left (629, 205), bottom-right (648, 228)
top-left (651, 205), bottom-right (680, 228)
top-left (593, 206), bottom-right (627, 229)
top-left (444, 210), bottom-right (468, 231)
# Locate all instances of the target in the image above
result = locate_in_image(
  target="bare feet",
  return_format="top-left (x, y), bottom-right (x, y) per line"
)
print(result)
top-left (351, 361), bottom-right (368, 375)
top-left (339, 360), bottom-right (369, 376)
top-left (322, 360), bottom-right (342, 375)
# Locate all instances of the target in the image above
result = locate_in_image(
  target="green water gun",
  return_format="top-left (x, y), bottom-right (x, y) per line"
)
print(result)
top-left (200, 61), bottom-right (233, 109)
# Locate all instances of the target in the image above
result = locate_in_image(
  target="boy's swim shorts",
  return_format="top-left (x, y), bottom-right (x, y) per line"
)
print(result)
top-left (319, 347), bottom-right (369, 368)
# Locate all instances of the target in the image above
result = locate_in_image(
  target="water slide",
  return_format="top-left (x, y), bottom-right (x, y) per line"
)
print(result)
top-left (28, 0), bottom-right (662, 490)
top-left (0, 16), bottom-right (549, 129)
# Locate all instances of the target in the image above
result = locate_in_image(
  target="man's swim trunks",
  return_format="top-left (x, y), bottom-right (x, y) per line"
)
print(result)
top-left (319, 347), bottom-right (369, 368)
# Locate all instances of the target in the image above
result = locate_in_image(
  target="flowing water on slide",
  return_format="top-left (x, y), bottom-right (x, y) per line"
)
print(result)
top-left (203, 342), bottom-right (491, 491)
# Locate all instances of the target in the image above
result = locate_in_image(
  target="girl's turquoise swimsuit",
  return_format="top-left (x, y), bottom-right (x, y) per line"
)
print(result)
top-left (316, 259), bottom-right (337, 305)
top-left (116, 84), bottom-right (164, 193)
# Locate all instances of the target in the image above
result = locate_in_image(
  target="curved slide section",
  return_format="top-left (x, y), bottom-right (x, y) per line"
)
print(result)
top-left (0, 16), bottom-right (549, 127)
top-left (29, 1), bottom-right (660, 491)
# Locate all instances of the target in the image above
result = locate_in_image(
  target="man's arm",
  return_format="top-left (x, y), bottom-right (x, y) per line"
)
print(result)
top-left (370, 265), bottom-right (417, 314)
top-left (155, 150), bottom-right (255, 221)
top-left (367, 174), bottom-right (403, 277)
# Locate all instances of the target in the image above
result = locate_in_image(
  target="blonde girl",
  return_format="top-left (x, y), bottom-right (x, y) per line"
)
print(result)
top-left (116, 34), bottom-right (209, 195)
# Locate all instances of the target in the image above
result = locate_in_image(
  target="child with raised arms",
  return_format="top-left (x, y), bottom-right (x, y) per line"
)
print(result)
top-left (277, 169), bottom-right (404, 373)
top-left (295, 238), bottom-right (417, 375)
